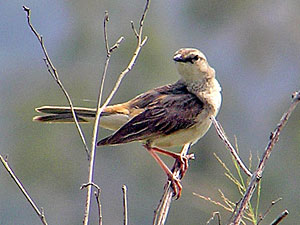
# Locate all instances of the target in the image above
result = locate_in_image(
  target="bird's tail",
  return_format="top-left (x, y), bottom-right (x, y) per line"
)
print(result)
top-left (33, 106), bottom-right (97, 123)
top-left (33, 105), bottom-right (130, 130)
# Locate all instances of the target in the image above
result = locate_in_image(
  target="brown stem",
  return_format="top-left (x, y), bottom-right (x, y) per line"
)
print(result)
top-left (231, 91), bottom-right (300, 225)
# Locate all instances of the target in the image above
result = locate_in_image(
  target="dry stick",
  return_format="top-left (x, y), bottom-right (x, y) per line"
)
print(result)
top-left (210, 116), bottom-right (252, 177)
top-left (206, 211), bottom-right (221, 225)
top-left (82, 1), bottom-right (150, 224)
top-left (94, 189), bottom-right (103, 225)
top-left (231, 91), bottom-right (300, 225)
top-left (152, 143), bottom-right (191, 225)
top-left (256, 198), bottom-right (282, 225)
top-left (82, 12), bottom-right (122, 225)
top-left (122, 185), bottom-right (128, 225)
top-left (0, 155), bottom-right (48, 225)
top-left (95, 190), bottom-right (102, 225)
top-left (81, 182), bottom-right (103, 225)
top-left (270, 210), bottom-right (289, 225)
top-left (22, 6), bottom-right (89, 158)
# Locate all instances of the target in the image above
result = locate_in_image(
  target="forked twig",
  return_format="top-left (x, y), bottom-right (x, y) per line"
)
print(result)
top-left (82, 11), bottom-right (122, 225)
top-left (231, 91), bottom-right (300, 225)
top-left (22, 6), bottom-right (89, 158)
top-left (152, 143), bottom-right (191, 225)
top-left (82, 1), bottom-right (150, 224)
top-left (0, 155), bottom-right (48, 225)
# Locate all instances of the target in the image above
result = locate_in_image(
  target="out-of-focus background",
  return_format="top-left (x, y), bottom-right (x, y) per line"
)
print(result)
top-left (1, 1), bottom-right (299, 224)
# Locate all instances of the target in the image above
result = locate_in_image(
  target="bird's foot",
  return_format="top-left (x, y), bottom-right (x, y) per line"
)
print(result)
top-left (165, 174), bottom-right (183, 199)
top-left (174, 153), bottom-right (195, 178)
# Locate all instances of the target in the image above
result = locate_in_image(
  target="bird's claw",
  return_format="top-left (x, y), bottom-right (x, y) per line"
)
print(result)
top-left (166, 174), bottom-right (182, 199)
top-left (176, 153), bottom-right (195, 178)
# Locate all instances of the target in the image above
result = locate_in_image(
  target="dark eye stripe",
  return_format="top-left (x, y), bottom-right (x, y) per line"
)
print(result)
top-left (184, 55), bottom-right (200, 64)
top-left (173, 53), bottom-right (203, 64)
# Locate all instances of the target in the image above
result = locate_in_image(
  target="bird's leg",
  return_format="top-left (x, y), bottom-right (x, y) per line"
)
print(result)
top-left (147, 146), bottom-right (195, 178)
top-left (143, 144), bottom-right (182, 199)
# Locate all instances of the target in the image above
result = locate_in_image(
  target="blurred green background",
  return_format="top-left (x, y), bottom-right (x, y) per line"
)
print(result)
top-left (1, 0), bottom-right (300, 224)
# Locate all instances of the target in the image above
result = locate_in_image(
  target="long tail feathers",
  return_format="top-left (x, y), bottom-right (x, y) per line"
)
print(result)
top-left (33, 106), bottom-right (97, 123)
top-left (33, 105), bottom-right (131, 131)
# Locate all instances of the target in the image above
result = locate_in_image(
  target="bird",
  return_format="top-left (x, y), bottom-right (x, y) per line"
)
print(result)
top-left (34, 48), bottom-right (222, 198)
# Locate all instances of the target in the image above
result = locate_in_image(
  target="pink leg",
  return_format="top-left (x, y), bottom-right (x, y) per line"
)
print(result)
top-left (147, 145), bottom-right (195, 178)
top-left (144, 145), bottom-right (183, 199)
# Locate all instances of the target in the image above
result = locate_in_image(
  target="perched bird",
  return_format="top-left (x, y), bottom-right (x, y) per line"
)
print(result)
top-left (34, 48), bottom-right (222, 198)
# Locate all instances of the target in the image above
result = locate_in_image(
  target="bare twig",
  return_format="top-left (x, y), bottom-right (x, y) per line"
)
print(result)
top-left (256, 198), bottom-right (282, 225)
top-left (130, 21), bottom-right (139, 38)
top-left (227, 200), bottom-right (241, 224)
top-left (210, 116), bottom-right (252, 177)
top-left (80, 182), bottom-right (101, 190)
top-left (22, 6), bottom-right (89, 158)
top-left (270, 210), bottom-right (289, 225)
top-left (152, 143), bottom-right (191, 225)
top-left (95, 189), bottom-right (103, 225)
top-left (231, 91), bottom-right (300, 225)
top-left (193, 192), bottom-right (233, 212)
top-left (82, 1), bottom-right (150, 224)
top-left (82, 11), bottom-right (120, 225)
top-left (99, 0), bottom-right (149, 114)
top-left (122, 185), bottom-right (128, 225)
top-left (0, 155), bottom-right (48, 225)
top-left (206, 211), bottom-right (221, 225)
top-left (80, 182), bottom-right (103, 225)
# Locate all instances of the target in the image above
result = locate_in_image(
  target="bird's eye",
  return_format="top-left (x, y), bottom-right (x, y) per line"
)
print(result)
top-left (184, 55), bottom-right (201, 64)
top-left (193, 55), bottom-right (199, 61)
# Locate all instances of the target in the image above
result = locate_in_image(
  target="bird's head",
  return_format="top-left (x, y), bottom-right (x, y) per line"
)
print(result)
top-left (173, 48), bottom-right (215, 83)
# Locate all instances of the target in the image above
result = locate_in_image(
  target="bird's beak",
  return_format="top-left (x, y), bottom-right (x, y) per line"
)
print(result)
top-left (173, 53), bottom-right (184, 62)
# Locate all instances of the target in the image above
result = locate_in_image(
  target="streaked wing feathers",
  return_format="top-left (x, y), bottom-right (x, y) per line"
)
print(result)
top-left (97, 81), bottom-right (204, 146)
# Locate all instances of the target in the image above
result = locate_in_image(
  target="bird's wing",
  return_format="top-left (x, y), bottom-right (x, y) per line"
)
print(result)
top-left (97, 83), bottom-right (204, 146)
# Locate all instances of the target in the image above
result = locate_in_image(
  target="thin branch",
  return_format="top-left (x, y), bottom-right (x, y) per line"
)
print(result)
top-left (210, 116), bottom-right (252, 177)
top-left (110, 36), bottom-right (125, 53)
top-left (193, 192), bottom-right (233, 212)
top-left (0, 155), bottom-right (48, 225)
top-left (130, 21), bottom-right (139, 38)
top-left (99, 0), bottom-right (149, 114)
top-left (270, 210), bottom-right (289, 225)
top-left (104, 11), bottom-right (110, 54)
top-left (231, 91), bottom-right (300, 225)
top-left (80, 182), bottom-right (101, 190)
top-left (122, 185), bottom-right (128, 225)
top-left (82, 1), bottom-right (150, 224)
top-left (82, 11), bottom-right (117, 225)
top-left (152, 143), bottom-right (191, 225)
top-left (95, 189), bottom-right (103, 225)
top-left (256, 198), bottom-right (282, 225)
top-left (206, 211), bottom-right (221, 225)
top-left (22, 5), bottom-right (89, 158)
top-left (80, 182), bottom-right (103, 225)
